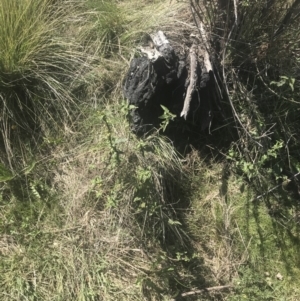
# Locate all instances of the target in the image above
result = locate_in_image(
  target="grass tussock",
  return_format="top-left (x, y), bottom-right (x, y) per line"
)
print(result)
top-left (82, 0), bottom-right (126, 54)
top-left (0, 0), bottom-right (92, 169)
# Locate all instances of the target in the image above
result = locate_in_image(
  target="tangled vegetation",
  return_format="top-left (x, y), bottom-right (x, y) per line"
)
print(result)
top-left (1, 0), bottom-right (300, 300)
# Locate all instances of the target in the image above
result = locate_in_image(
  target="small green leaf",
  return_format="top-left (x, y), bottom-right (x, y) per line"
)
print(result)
top-left (168, 219), bottom-right (182, 226)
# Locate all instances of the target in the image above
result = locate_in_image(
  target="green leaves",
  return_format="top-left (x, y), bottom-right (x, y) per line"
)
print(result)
top-left (228, 140), bottom-right (285, 180)
top-left (159, 105), bottom-right (176, 132)
top-left (136, 166), bottom-right (152, 185)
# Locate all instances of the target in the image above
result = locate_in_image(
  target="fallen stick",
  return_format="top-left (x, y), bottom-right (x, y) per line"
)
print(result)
top-left (180, 44), bottom-right (198, 119)
top-left (171, 284), bottom-right (233, 300)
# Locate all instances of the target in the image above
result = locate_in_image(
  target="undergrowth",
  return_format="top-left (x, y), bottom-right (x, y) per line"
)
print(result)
top-left (186, 156), bottom-right (300, 300)
top-left (0, 98), bottom-right (187, 300)
top-left (196, 0), bottom-right (300, 186)
top-left (1, 0), bottom-right (300, 300)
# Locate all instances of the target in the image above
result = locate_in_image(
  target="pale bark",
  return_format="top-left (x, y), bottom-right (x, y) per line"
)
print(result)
top-left (138, 31), bottom-right (170, 62)
top-left (180, 44), bottom-right (198, 119)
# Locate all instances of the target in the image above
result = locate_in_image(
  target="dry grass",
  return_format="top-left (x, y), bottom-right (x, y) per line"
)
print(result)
top-left (0, 98), bottom-right (185, 300)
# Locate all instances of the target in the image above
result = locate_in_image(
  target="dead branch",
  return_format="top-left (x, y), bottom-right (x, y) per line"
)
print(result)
top-left (180, 44), bottom-right (198, 119)
top-left (138, 46), bottom-right (161, 62)
top-left (138, 31), bottom-right (171, 62)
top-left (171, 284), bottom-right (233, 300)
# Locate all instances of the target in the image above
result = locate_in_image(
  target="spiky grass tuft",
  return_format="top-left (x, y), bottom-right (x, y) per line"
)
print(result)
top-left (82, 0), bottom-right (126, 54)
top-left (0, 0), bottom-right (92, 168)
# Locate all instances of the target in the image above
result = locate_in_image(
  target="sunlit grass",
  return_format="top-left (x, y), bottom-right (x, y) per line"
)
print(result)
top-left (0, 0), bottom-right (91, 169)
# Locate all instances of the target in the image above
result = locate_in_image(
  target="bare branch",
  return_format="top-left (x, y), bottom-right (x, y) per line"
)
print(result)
top-left (180, 44), bottom-right (198, 119)
top-left (171, 284), bottom-right (233, 300)
top-left (233, 0), bottom-right (238, 25)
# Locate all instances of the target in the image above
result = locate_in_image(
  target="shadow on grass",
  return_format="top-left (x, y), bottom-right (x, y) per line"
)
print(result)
top-left (134, 168), bottom-right (228, 301)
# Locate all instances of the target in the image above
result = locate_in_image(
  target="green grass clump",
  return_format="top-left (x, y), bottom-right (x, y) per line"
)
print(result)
top-left (83, 0), bottom-right (126, 54)
top-left (0, 0), bottom-right (91, 168)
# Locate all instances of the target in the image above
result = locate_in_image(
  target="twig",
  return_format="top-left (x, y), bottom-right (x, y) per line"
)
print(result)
top-left (233, 0), bottom-right (238, 25)
top-left (43, 226), bottom-right (82, 234)
top-left (190, 0), bottom-right (261, 147)
top-left (171, 285), bottom-right (233, 300)
top-left (180, 44), bottom-right (198, 119)
top-left (255, 63), bottom-right (300, 104)
top-left (189, 2), bottom-right (223, 101)
top-left (221, 22), bottom-right (263, 147)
